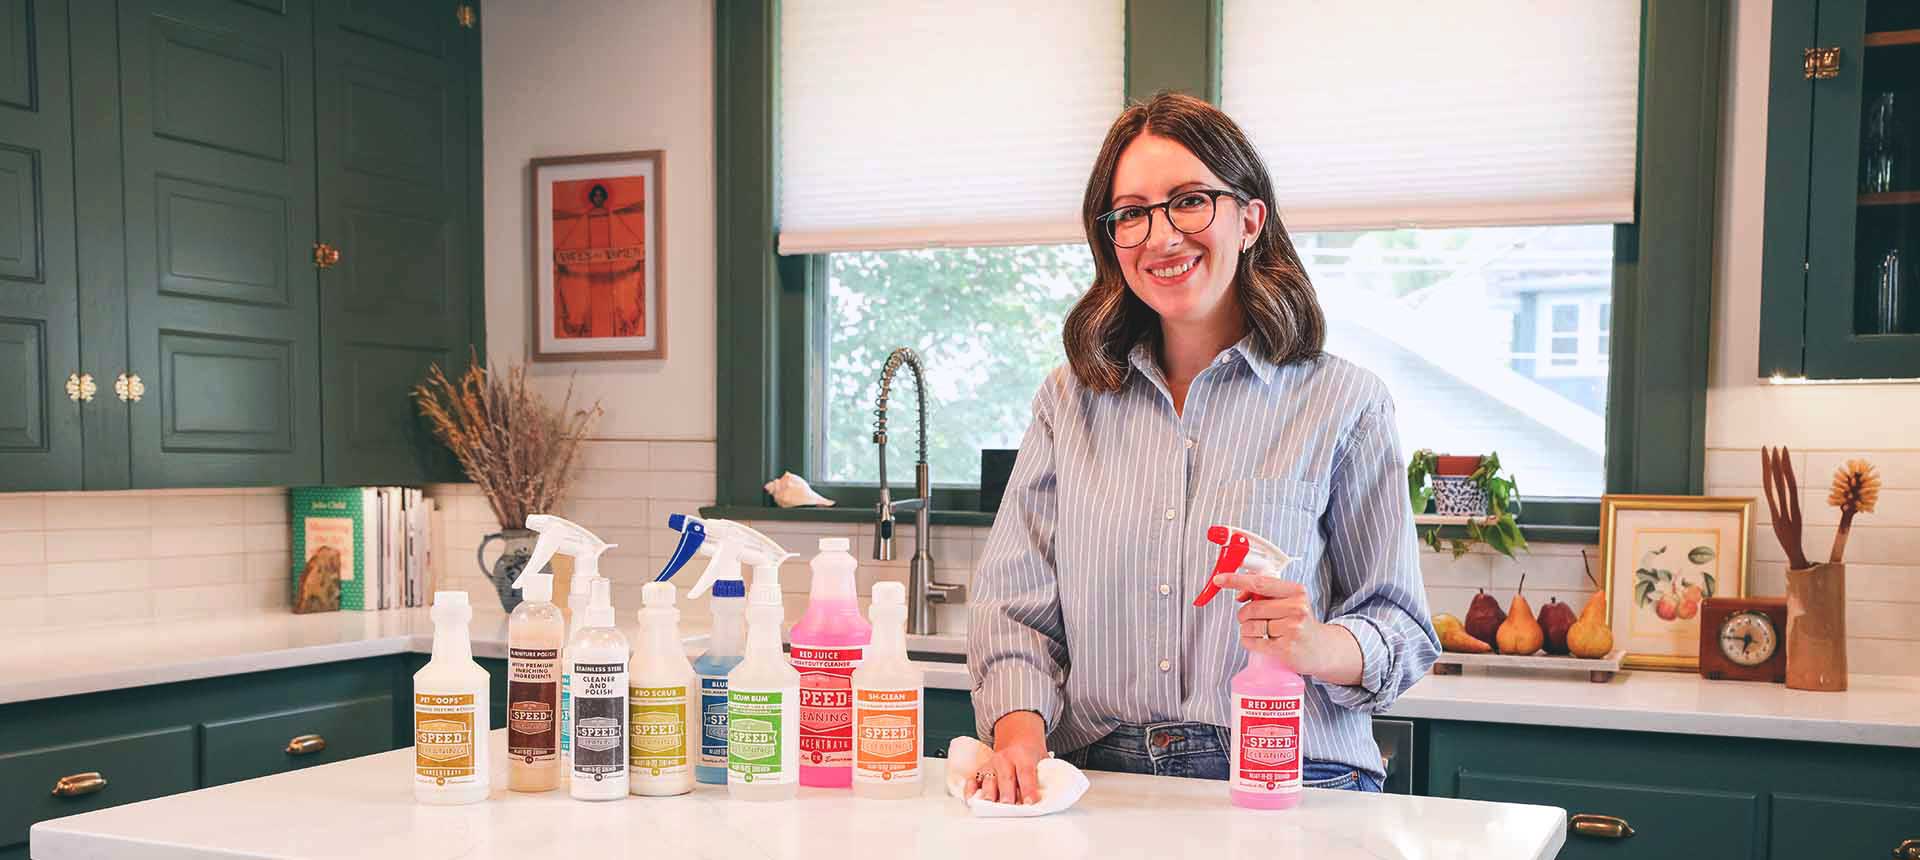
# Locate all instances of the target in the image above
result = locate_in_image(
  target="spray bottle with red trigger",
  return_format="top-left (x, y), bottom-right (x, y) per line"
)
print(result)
top-left (1192, 524), bottom-right (1305, 809)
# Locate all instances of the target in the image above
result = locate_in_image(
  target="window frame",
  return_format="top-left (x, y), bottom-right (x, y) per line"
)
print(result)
top-left (710, 0), bottom-right (1724, 542)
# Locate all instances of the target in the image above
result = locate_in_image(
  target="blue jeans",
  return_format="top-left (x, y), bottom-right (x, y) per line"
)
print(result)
top-left (1060, 721), bottom-right (1381, 792)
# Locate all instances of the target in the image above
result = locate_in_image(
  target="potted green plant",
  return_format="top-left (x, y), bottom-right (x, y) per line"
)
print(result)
top-left (1407, 450), bottom-right (1527, 559)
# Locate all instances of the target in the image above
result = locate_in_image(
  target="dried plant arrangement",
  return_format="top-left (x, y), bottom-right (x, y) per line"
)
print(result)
top-left (412, 357), bottom-right (602, 530)
top-left (1826, 459), bottom-right (1881, 564)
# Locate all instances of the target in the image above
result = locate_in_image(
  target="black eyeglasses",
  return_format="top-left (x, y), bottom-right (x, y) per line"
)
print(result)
top-left (1096, 189), bottom-right (1245, 248)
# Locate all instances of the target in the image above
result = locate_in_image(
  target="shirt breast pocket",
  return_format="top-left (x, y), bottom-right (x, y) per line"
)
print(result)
top-left (1227, 478), bottom-right (1325, 567)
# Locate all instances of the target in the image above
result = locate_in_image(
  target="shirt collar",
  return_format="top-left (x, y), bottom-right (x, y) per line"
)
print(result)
top-left (1125, 336), bottom-right (1278, 387)
top-left (1228, 336), bottom-right (1279, 384)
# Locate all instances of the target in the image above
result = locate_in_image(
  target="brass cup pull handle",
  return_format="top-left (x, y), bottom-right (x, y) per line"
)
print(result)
top-left (1894, 837), bottom-right (1920, 860)
top-left (285, 734), bottom-right (327, 756)
top-left (1570, 813), bottom-right (1635, 839)
top-left (51, 772), bottom-right (107, 798)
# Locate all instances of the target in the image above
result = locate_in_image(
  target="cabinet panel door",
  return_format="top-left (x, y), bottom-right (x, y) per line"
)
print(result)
top-left (1, 726), bottom-right (197, 854)
top-left (0, 0), bottom-right (82, 490)
top-left (118, 0), bottom-right (321, 487)
top-left (1458, 769), bottom-right (1760, 860)
top-left (315, 0), bottom-right (472, 484)
top-left (200, 695), bottom-right (393, 786)
top-left (1771, 793), bottom-right (1920, 860)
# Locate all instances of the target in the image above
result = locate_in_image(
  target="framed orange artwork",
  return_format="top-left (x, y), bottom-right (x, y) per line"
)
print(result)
top-left (530, 150), bottom-right (666, 360)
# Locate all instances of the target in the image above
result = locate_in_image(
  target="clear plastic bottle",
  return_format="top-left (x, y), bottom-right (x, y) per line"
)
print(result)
top-left (629, 581), bottom-right (697, 796)
top-left (567, 578), bottom-right (630, 800)
top-left (728, 571), bottom-right (800, 801)
top-left (413, 591), bottom-right (490, 805)
top-left (852, 582), bottom-right (923, 799)
top-left (791, 537), bottom-right (869, 788)
top-left (693, 579), bottom-right (747, 785)
top-left (507, 570), bottom-right (564, 792)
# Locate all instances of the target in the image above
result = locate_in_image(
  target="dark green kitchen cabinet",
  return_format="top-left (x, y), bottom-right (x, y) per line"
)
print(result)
top-left (0, 726), bottom-right (198, 859)
top-left (0, 0), bottom-right (84, 490)
top-left (0, 0), bottom-right (483, 492)
top-left (1761, 0), bottom-right (1920, 379)
top-left (199, 694), bottom-right (394, 786)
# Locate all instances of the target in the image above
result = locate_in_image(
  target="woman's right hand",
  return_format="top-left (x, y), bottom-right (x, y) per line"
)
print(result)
top-left (969, 711), bottom-right (1048, 804)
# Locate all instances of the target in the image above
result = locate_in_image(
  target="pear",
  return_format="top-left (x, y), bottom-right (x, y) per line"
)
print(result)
top-left (1432, 613), bottom-right (1465, 639)
top-left (1496, 575), bottom-right (1545, 655)
top-left (1463, 588), bottom-right (1506, 646)
top-left (1537, 597), bottom-right (1577, 655)
top-left (1440, 628), bottom-right (1492, 653)
top-left (1567, 588), bottom-right (1614, 658)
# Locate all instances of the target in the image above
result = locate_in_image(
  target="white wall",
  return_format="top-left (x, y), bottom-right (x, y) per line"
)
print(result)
top-left (480, 0), bottom-right (717, 441)
top-left (1702, 0), bottom-right (1920, 673)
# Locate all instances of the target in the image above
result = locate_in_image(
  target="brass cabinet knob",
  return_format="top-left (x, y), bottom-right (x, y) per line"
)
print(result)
top-left (285, 734), bottom-right (327, 756)
top-left (1894, 838), bottom-right (1920, 860)
top-left (312, 242), bottom-right (341, 269)
top-left (1570, 813), bottom-right (1635, 839)
top-left (114, 372), bottom-right (145, 403)
top-left (51, 772), bottom-right (107, 798)
top-left (65, 372), bottom-right (96, 403)
top-left (1804, 46), bottom-right (1841, 80)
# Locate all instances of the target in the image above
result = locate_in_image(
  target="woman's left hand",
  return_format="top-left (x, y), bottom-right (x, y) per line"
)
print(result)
top-left (1211, 572), bottom-right (1362, 683)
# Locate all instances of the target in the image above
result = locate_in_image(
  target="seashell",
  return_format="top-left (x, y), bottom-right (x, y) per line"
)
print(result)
top-left (764, 471), bottom-right (835, 508)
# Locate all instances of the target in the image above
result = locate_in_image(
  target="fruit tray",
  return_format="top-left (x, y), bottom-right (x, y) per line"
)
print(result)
top-left (1430, 649), bottom-right (1627, 683)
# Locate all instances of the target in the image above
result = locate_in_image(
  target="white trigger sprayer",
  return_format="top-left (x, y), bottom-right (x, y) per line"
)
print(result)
top-left (658, 514), bottom-right (795, 598)
top-left (523, 514), bottom-right (617, 607)
top-left (1190, 525), bottom-right (1295, 607)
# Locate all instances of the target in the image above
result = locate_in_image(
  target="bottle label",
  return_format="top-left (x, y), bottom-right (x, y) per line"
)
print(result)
top-left (1233, 692), bottom-right (1303, 794)
top-left (559, 671), bottom-right (571, 755)
top-left (414, 692), bottom-right (478, 787)
top-left (571, 661), bottom-right (628, 779)
top-left (507, 647), bottom-right (559, 764)
top-left (699, 675), bottom-right (729, 768)
top-left (629, 684), bottom-right (689, 777)
top-left (792, 644), bottom-right (862, 768)
top-left (853, 686), bottom-right (922, 784)
top-left (728, 690), bottom-right (791, 784)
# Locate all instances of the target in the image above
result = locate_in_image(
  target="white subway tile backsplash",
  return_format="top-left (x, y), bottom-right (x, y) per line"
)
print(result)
top-left (149, 555), bottom-right (246, 589)
top-left (1848, 637), bottom-right (1920, 676)
top-left (151, 583), bottom-right (255, 619)
top-left (46, 590), bottom-right (150, 624)
top-left (243, 494), bottom-right (290, 524)
top-left (1804, 450), bottom-right (1920, 490)
top-left (149, 496), bottom-right (246, 528)
top-left (649, 470), bottom-right (716, 503)
top-left (0, 562), bottom-right (47, 598)
top-left (242, 522), bottom-right (290, 554)
top-left (45, 529), bottom-right (151, 563)
top-left (0, 596), bottom-right (49, 626)
top-left (246, 551), bottom-right (289, 584)
top-left (151, 525), bottom-right (245, 558)
top-left (1847, 564), bottom-right (1920, 604)
top-left (649, 441), bottom-right (718, 473)
top-left (47, 560), bottom-right (150, 595)
top-left (0, 531), bottom-right (45, 564)
top-left (0, 495), bottom-right (45, 531)
top-left (44, 495), bottom-right (151, 530)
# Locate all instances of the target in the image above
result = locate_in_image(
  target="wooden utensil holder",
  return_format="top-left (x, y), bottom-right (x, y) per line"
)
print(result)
top-left (1785, 563), bottom-right (1848, 691)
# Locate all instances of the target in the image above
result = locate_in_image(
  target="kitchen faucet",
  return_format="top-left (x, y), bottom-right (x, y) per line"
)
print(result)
top-left (872, 347), bottom-right (964, 635)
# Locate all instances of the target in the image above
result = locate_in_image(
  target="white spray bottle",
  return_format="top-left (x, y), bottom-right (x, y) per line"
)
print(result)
top-left (413, 591), bottom-right (489, 805)
top-left (568, 577), bottom-right (629, 800)
top-left (727, 549), bottom-right (801, 801)
top-left (506, 558), bottom-right (564, 792)
top-left (524, 514), bottom-right (615, 768)
top-left (629, 580), bottom-right (698, 796)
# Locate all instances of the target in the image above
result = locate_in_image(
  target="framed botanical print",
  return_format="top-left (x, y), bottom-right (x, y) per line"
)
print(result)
top-left (530, 150), bottom-right (666, 361)
top-left (1599, 495), bottom-right (1754, 671)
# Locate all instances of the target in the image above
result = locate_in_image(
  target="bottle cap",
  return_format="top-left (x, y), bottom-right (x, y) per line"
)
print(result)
top-left (431, 590), bottom-right (471, 624)
top-left (585, 577), bottom-right (614, 627)
top-left (642, 580), bottom-right (675, 609)
top-left (819, 537), bottom-right (850, 552)
top-left (712, 579), bottom-right (746, 599)
top-left (873, 581), bottom-right (906, 607)
top-left (749, 580), bottom-right (782, 607)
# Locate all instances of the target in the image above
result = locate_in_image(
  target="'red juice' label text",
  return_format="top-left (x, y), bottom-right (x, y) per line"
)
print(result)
top-left (791, 644), bottom-right (863, 767)
top-left (1233, 693), bottom-right (1302, 794)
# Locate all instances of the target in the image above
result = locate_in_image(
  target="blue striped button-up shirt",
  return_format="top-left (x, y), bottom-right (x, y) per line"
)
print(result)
top-left (967, 338), bottom-right (1440, 781)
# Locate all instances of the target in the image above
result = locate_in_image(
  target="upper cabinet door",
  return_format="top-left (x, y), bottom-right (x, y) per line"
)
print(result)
top-left (117, 0), bottom-right (323, 487)
top-left (0, 0), bottom-right (84, 490)
top-left (314, 0), bottom-right (474, 485)
top-left (1804, 0), bottom-right (1920, 378)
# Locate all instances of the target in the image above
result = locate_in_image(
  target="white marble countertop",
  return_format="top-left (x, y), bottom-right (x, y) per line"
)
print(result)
top-left (5, 608), bottom-right (1918, 749)
top-left (30, 730), bottom-right (1567, 860)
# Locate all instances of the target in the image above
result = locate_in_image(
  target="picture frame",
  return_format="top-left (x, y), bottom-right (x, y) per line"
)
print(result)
top-left (530, 150), bottom-right (667, 361)
top-left (1599, 495), bottom-right (1754, 671)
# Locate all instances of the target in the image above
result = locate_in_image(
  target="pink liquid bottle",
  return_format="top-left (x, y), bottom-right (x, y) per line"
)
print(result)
top-left (791, 537), bottom-right (871, 787)
top-left (1193, 525), bottom-right (1304, 809)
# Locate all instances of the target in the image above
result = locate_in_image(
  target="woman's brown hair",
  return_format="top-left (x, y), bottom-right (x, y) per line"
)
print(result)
top-left (1063, 92), bottom-right (1325, 391)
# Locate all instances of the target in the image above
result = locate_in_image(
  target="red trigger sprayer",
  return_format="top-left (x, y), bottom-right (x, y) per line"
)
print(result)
top-left (1192, 524), bottom-right (1305, 809)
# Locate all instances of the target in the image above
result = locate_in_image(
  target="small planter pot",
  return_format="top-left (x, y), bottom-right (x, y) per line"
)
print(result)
top-left (1432, 476), bottom-right (1490, 517)
top-left (1785, 563), bottom-right (1848, 692)
top-left (1433, 455), bottom-right (1483, 477)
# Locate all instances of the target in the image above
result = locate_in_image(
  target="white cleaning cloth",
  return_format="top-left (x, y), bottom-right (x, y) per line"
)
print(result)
top-left (945, 736), bottom-right (1091, 818)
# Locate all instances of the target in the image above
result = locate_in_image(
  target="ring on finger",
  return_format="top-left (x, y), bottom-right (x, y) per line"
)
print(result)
top-left (975, 769), bottom-right (995, 783)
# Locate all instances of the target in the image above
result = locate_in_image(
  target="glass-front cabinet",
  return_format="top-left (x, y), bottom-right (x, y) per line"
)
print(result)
top-left (1763, 0), bottom-right (1920, 379)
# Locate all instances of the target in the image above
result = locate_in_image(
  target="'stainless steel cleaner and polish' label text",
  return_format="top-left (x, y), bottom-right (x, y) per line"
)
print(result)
top-left (571, 662), bottom-right (628, 780)
top-left (728, 690), bottom-right (790, 784)
top-left (853, 687), bottom-right (921, 785)
top-left (415, 693), bottom-right (479, 787)
top-left (792, 645), bottom-right (860, 768)
top-left (629, 685), bottom-right (689, 777)
top-left (1233, 693), bottom-right (1303, 795)
top-left (507, 648), bottom-right (560, 765)
top-left (699, 675), bottom-right (729, 770)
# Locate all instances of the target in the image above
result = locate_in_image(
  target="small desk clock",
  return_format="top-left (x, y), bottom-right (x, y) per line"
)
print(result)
top-left (1698, 596), bottom-right (1788, 683)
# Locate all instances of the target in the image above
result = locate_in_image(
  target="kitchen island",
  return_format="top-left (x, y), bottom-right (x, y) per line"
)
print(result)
top-left (31, 730), bottom-right (1567, 860)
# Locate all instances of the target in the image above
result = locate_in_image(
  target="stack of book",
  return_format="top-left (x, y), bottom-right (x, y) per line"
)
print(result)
top-left (289, 487), bottom-right (432, 613)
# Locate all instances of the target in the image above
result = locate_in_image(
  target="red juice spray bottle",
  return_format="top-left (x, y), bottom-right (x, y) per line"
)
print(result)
top-left (1192, 525), bottom-right (1304, 809)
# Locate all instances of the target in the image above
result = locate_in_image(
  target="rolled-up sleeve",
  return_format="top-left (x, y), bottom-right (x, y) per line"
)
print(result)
top-left (967, 381), bottom-right (1070, 742)
top-left (1317, 398), bottom-right (1440, 713)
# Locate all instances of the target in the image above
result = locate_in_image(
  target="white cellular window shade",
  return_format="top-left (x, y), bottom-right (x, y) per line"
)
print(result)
top-left (778, 1), bottom-right (1124, 255)
top-left (1221, 1), bottom-right (1640, 232)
